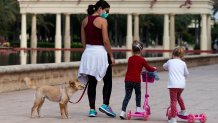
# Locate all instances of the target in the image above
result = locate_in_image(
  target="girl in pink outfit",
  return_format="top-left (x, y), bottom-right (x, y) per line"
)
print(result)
top-left (163, 47), bottom-right (189, 123)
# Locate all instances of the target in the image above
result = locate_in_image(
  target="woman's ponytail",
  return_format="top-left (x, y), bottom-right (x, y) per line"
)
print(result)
top-left (87, 5), bottom-right (95, 15)
top-left (87, 0), bottom-right (110, 15)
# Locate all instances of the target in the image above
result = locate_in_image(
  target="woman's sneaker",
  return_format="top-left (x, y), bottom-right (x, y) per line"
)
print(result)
top-left (89, 109), bottom-right (97, 117)
top-left (99, 104), bottom-right (116, 117)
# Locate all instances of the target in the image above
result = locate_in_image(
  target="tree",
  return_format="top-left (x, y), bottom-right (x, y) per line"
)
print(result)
top-left (212, 0), bottom-right (218, 42)
top-left (175, 15), bottom-right (194, 44)
top-left (213, 0), bottom-right (218, 15)
top-left (107, 14), bottom-right (127, 47)
top-left (0, 0), bottom-right (55, 44)
top-left (0, 0), bottom-right (19, 39)
top-left (139, 15), bottom-right (163, 46)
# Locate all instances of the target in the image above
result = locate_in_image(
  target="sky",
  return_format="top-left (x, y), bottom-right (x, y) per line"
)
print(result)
top-left (214, 13), bottom-right (218, 19)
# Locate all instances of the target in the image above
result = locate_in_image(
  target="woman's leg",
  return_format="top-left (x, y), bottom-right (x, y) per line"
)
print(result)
top-left (99, 55), bottom-right (116, 117)
top-left (102, 63), bottom-right (112, 105)
top-left (177, 89), bottom-right (186, 110)
top-left (169, 88), bottom-right (178, 118)
top-left (87, 75), bottom-right (98, 109)
top-left (121, 82), bottom-right (134, 112)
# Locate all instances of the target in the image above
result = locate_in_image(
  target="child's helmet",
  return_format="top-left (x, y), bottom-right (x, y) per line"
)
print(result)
top-left (132, 40), bottom-right (143, 53)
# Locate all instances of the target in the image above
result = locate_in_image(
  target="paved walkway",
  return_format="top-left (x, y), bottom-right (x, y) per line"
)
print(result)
top-left (0, 64), bottom-right (218, 123)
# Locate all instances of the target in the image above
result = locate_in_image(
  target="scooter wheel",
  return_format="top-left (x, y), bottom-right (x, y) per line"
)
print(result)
top-left (199, 113), bottom-right (207, 123)
top-left (143, 112), bottom-right (148, 121)
top-left (127, 110), bottom-right (131, 120)
top-left (187, 114), bottom-right (195, 123)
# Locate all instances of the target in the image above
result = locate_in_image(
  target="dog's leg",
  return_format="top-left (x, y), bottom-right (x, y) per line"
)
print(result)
top-left (59, 103), bottom-right (68, 119)
top-left (64, 103), bottom-right (69, 118)
top-left (37, 98), bottom-right (45, 117)
top-left (31, 98), bottom-right (41, 118)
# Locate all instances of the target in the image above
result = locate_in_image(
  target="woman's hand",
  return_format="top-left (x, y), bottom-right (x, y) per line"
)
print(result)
top-left (111, 57), bottom-right (115, 65)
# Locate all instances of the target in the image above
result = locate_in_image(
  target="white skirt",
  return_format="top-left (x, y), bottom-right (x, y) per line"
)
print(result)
top-left (78, 45), bottom-right (109, 84)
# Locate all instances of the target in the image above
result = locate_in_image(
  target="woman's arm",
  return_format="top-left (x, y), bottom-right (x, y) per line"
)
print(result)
top-left (101, 19), bottom-right (115, 64)
top-left (81, 18), bottom-right (87, 50)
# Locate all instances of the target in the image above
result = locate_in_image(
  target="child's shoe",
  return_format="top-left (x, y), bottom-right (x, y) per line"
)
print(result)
top-left (99, 104), bottom-right (116, 117)
top-left (178, 110), bottom-right (187, 116)
top-left (136, 107), bottom-right (145, 113)
top-left (119, 111), bottom-right (126, 120)
top-left (89, 109), bottom-right (97, 117)
top-left (168, 117), bottom-right (177, 123)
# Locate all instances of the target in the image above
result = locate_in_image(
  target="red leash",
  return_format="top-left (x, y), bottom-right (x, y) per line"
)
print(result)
top-left (69, 82), bottom-right (89, 104)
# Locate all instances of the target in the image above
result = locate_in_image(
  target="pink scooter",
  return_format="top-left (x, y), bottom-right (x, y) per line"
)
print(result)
top-left (127, 71), bottom-right (158, 120)
top-left (166, 107), bottom-right (207, 123)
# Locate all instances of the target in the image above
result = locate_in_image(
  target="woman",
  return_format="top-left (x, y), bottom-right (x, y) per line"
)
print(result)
top-left (78, 0), bottom-right (116, 117)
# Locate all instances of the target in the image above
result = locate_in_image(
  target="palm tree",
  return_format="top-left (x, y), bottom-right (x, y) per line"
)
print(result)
top-left (0, 0), bottom-right (19, 38)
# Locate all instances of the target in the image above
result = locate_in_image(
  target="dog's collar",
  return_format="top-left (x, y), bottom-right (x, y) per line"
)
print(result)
top-left (66, 88), bottom-right (72, 103)
top-left (68, 98), bottom-right (73, 103)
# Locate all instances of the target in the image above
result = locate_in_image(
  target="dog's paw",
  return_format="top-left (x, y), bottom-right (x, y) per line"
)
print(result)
top-left (61, 116), bottom-right (68, 119)
top-left (31, 115), bottom-right (40, 118)
top-left (38, 115), bottom-right (44, 118)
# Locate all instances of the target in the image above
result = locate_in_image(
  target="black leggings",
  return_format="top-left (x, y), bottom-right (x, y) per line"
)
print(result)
top-left (121, 81), bottom-right (141, 112)
top-left (87, 55), bottom-right (112, 109)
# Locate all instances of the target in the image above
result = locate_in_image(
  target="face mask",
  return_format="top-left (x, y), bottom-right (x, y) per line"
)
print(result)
top-left (101, 12), bottom-right (109, 18)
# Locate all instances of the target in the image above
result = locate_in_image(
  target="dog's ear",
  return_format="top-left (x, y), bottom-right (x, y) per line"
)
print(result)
top-left (76, 78), bottom-right (80, 83)
top-left (69, 80), bottom-right (76, 87)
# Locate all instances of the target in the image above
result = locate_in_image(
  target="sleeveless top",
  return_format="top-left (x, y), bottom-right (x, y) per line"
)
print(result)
top-left (84, 16), bottom-right (104, 45)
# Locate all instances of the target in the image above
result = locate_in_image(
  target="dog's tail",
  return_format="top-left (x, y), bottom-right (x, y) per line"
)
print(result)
top-left (23, 77), bottom-right (37, 89)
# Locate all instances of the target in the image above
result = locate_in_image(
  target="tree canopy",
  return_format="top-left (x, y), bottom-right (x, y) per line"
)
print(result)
top-left (0, 0), bottom-right (217, 48)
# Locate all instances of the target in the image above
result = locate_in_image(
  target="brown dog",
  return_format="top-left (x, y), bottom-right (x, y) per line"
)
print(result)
top-left (24, 77), bottom-right (84, 119)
